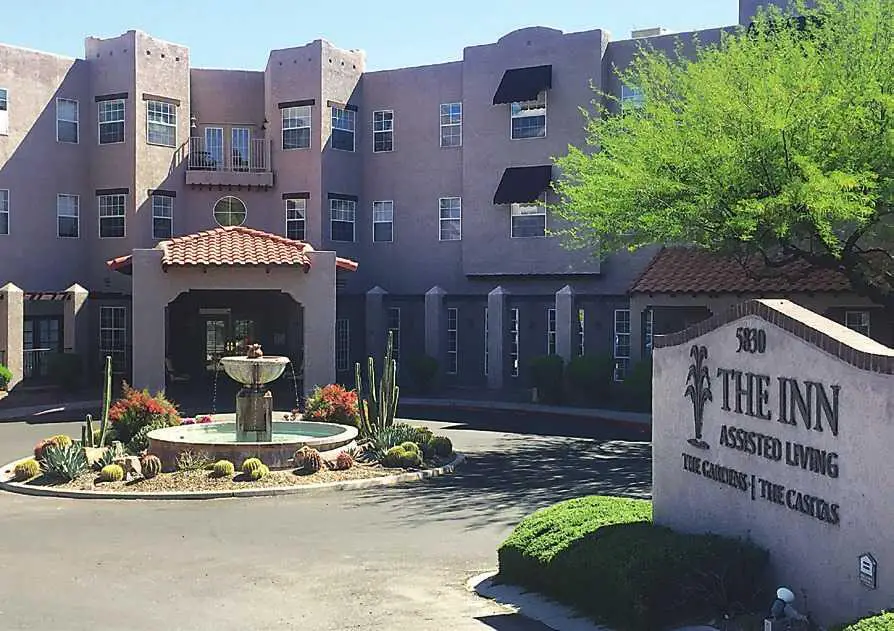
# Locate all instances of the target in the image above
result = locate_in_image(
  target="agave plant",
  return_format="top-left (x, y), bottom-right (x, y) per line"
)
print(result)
top-left (42, 442), bottom-right (88, 481)
top-left (94, 441), bottom-right (125, 470)
top-left (360, 423), bottom-right (421, 462)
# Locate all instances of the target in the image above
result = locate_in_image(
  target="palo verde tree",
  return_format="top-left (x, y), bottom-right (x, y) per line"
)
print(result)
top-left (553, 0), bottom-right (894, 307)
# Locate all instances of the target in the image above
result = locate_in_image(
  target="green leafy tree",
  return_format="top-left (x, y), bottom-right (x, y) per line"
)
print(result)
top-left (554, 0), bottom-right (894, 307)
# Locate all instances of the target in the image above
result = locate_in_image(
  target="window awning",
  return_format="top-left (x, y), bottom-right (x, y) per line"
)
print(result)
top-left (493, 165), bottom-right (554, 205)
top-left (492, 65), bottom-right (552, 105)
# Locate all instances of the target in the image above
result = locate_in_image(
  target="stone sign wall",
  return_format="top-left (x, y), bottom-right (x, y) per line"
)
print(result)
top-left (652, 299), bottom-right (894, 626)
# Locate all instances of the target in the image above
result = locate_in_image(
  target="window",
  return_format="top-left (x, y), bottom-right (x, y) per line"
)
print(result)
top-left (845, 311), bottom-right (870, 337)
top-left (577, 308), bottom-right (585, 357)
top-left (547, 308), bottom-right (557, 355)
top-left (98, 194), bottom-right (126, 238)
top-left (387, 307), bottom-right (401, 364)
top-left (282, 105), bottom-right (311, 150)
top-left (643, 308), bottom-right (654, 356)
top-left (621, 84), bottom-right (645, 108)
top-left (510, 91), bottom-right (546, 139)
top-left (373, 110), bottom-right (393, 152)
top-left (286, 198), bottom-right (306, 240)
top-left (146, 100), bottom-right (176, 147)
top-left (0, 88), bottom-right (7, 135)
top-left (331, 107), bottom-right (355, 151)
top-left (213, 196), bottom-right (246, 227)
top-left (336, 319), bottom-right (350, 371)
top-left (373, 200), bottom-right (393, 242)
top-left (231, 127), bottom-right (250, 169)
top-left (98, 99), bottom-right (125, 144)
top-left (511, 199), bottom-right (547, 238)
top-left (57, 194), bottom-right (79, 238)
top-left (0, 189), bottom-right (8, 235)
top-left (99, 306), bottom-right (127, 374)
top-left (510, 308), bottom-right (520, 377)
top-left (447, 307), bottom-right (458, 375)
top-left (439, 197), bottom-right (462, 241)
top-left (614, 309), bottom-right (631, 381)
top-left (56, 98), bottom-right (79, 143)
top-left (330, 198), bottom-right (356, 242)
top-left (152, 195), bottom-right (173, 239)
top-left (483, 307), bottom-right (489, 376)
top-left (440, 102), bottom-right (462, 147)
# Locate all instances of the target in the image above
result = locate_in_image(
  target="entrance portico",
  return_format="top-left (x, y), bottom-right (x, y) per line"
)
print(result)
top-left (108, 227), bottom-right (357, 396)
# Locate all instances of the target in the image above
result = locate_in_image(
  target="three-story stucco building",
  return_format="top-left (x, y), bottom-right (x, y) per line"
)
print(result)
top-left (1, 0), bottom-right (884, 397)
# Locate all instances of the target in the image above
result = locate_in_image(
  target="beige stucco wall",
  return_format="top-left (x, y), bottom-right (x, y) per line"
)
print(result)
top-left (652, 301), bottom-right (894, 626)
top-left (130, 250), bottom-right (336, 397)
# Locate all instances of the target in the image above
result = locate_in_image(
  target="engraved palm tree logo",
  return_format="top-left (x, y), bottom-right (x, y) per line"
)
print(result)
top-left (684, 344), bottom-right (712, 450)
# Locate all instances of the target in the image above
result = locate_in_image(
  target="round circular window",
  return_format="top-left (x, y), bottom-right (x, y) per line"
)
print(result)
top-left (213, 196), bottom-right (247, 227)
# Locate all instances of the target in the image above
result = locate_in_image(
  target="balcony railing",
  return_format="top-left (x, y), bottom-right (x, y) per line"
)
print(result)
top-left (184, 137), bottom-right (274, 188)
top-left (23, 348), bottom-right (52, 380)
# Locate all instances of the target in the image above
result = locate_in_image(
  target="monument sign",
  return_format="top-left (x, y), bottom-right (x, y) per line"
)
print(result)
top-left (652, 299), bottom-right (894, 626)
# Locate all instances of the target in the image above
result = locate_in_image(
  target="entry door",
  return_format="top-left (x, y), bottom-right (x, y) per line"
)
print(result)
top-left (23, 316), bottom-right (62, 379)
top-left (204, 318), bottom-right (228, 371)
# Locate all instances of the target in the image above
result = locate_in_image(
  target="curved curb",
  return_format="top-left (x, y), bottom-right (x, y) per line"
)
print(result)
top-left (0, 453), bottom-right (465, 501)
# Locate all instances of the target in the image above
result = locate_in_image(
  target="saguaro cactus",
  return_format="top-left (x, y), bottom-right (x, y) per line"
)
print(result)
top-left (354, 331), bottom-right (400, 439)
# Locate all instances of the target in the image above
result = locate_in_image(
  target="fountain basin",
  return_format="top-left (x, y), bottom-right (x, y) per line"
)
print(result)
top-left (147, 415), bottom-right (358, 471)
top-left (219, 356), bottom-right (290, 385)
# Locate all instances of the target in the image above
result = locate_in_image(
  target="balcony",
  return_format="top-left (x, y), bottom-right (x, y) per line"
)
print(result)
top-left (184, 137), bottom-right (274, 189)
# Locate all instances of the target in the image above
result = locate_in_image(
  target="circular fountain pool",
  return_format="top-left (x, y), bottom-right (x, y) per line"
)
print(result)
top-left (148, 415), bottom-right (358, 471)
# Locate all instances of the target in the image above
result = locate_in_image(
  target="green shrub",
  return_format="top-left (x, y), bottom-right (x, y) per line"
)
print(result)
top-left (140, 454), bottom-right (162, 479)
top-left (565, 355), bottom-right (615, 405)
top-left (497, 496), bottom-right (770, 631)
top-left (427, 436), bottom-right (453, 458)
top-left (241, 457), bottom-right (263, 475)
top-left (41, 442), bottom-right (87, 481)
top-left (46, 353), bottom-right (83, 390)
top-left (0, 363), bottom-right (13, 389)
top-left (408, 355), bottom-right (439, 393)
top-left (617, 358), bottom-right (652, 413)
top-left (13, 458), bottom-right (40, 481)
top-left (126, 418), bottom-right (168, 454)
top-left (99, 464), bottom-right (124, 482)
top-left (529, 355), bottom-right (565, 404)
top-left (109, 382), bottom-right (181, 444)
top-left (836, 612), bottom-right (894, 631)
top-left (302, 384), bottom-right (360, 427)
top-left (212, 460), bottom-right (235, 478)
top-left (249, 464), bottom-right (270, 481)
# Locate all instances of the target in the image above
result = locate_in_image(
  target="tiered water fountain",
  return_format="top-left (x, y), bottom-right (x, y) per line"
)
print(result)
top-left (147, 345), bottom-right (358, 471)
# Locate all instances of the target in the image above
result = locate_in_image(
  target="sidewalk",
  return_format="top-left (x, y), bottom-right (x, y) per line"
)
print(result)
top-left (400, 397), bottom-right (651, 426)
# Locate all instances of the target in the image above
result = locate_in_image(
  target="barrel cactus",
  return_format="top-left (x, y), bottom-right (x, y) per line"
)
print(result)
top-left (13, 458), bottom-right (40, 481)
top-left (399, 441), bottom-right (420, 454)
top-left (414, 427), bottom-right (434, 445)
top-left (249, 464), bottom-right (269, 481)
top-left (213, 460), bottom-right (235, 478)
top-left (33, 439), bottom-right (53, 460)
top-left (140, 454), bottom-right (162, 479)
top-left (301, 448), bottom-right (323, 473)
top-left (333, 451), bottom-right (354, 471)
top-left (241, 457), bottom-right (264, 475)
top-left (99, 464), bottom-right (124, 482)
top-left (427, 436), bottom-right (453, 458)
top-left (50, 434), bottom-right (73, 449)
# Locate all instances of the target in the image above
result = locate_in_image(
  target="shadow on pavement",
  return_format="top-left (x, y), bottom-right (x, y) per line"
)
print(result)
top-left (475, 613), bottom-right (554, 630)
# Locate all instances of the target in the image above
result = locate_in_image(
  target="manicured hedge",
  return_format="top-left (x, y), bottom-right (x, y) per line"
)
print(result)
top-left (834, 612), bottom-right (894, 631)
top-left (497, 496), bottom-right (771, 631)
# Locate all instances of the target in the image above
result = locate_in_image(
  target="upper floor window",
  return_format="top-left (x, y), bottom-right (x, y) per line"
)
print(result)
top-left (0, 88), bottom-right (9, 135)
top-left (57, 194), bottom-right (79, 238)
top-left (440, 102), bottom-right (462, 147)
top-left (147, 100), bottom-right (176, 147)
top-left (373, 200), bottom-right (393, 242)
top-left (286, 198), bottom-right (306, 240)
top-left (56, 98), bottom-right (79, 143)
top-left (331, 107), bottom-right (355, 152)
top-left (439, 197), bottom-right (462, 241)
top-left (511, 197), bottom-right (547, 238)
top-left (845, 311), bottom-right (870, 337)
top-left (98, 99), bottom-right (125, 145)
top-left (152, 195), bottom-right (173, 239)
top-left (373, 110), bottom-right (393, 152)
top-left (621, 84), bottom-right (645, 108)
top-left (213, 196), bottom-right (246, 227)
top-left (0, 189), bottom-right (8, 235)
top-left (330, 198), bottom-right (356, 242)
top-left (98, 194), bottom-right (126, 238)
top-left (510, 91), bottom-right (546, 140)
top-left (282, 105), bottom-right (311, 150)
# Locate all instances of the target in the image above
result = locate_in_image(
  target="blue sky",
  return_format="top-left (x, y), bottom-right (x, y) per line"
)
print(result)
top-left (0, 0), bottom-right (737, 71)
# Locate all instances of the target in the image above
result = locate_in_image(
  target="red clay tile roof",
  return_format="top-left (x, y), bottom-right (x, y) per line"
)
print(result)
top-left (107, 227), bottom-right (358, 273)
top-left (631, 247), bottom-right (852, 294)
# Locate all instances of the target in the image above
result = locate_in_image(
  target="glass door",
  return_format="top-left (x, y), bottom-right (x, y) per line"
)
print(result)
top-left (204, 127), bottom-right (224, 170)
top-left (231, 127), bottom-right (250, 171)
top-left (23, 316), bottom-right (62, 379)
top-left (204, 318), bottom-right (228, 372)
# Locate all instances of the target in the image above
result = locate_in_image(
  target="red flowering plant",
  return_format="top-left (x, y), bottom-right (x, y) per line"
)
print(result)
top-left (302, 384), bottom-right (360, 427)
top-left (108, 381), bottom-right (181, 444)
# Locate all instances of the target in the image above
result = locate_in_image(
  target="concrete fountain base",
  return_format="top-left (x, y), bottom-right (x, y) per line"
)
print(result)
top-left (147, 413), bottom-right (358, 471)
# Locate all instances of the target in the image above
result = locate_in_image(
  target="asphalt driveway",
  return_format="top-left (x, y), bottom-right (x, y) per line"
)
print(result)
top-left (0, 409), bottom-right (650, 631)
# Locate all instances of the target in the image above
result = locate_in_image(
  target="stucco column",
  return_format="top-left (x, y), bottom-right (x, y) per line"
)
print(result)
top-left (296, 252), bottom-right (337, 395)
top-left (0, 283), bottom-right (24, 389)
top-left (131, 249), bottom-right (167, 394)
top-left (365, 286), bottom-right (387, 361)
top-left (629, 294), bottom-right (647, 363)
top-left (424, 286), bottom-right (446, 361)
top-left (487, 286), bottom-right (508, 390)
top-left (63, 283), bottom-right (89, 355)
top-left (555, 285), bottom-right (575, 363)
